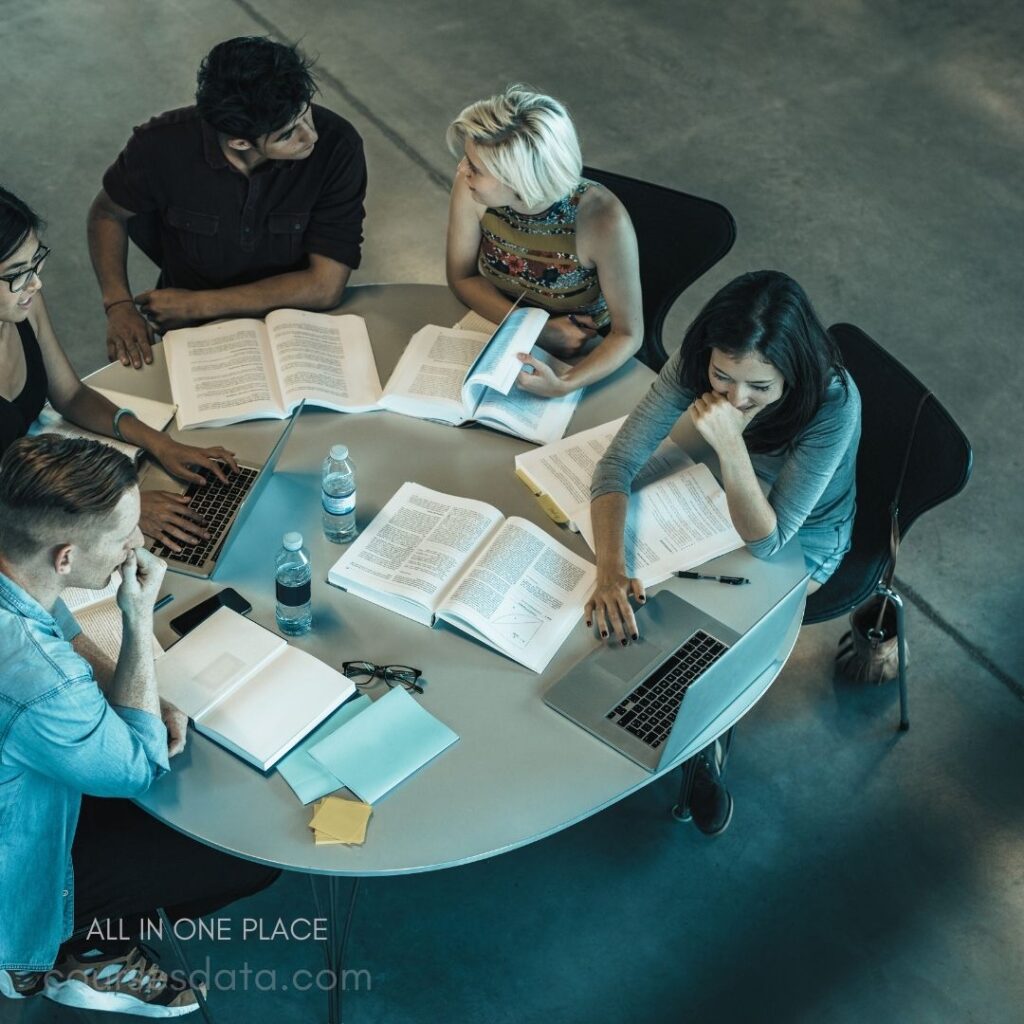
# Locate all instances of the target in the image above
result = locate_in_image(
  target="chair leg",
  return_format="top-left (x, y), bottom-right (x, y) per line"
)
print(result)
top-left (888, 588), bottom-right (909, 731)
top-left (157, 908), bottom-right (216, 1024)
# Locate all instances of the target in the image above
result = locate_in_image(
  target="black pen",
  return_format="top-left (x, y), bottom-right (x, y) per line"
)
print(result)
top-left (675, 571), bottom-right (750, 586)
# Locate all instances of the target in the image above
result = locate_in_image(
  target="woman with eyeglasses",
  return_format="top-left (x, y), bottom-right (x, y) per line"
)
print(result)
top-left (0, 185), bottom-right (238, 552)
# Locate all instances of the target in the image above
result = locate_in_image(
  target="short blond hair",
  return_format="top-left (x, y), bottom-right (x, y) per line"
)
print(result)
top-left (446, 85), bottom-right (583, 209)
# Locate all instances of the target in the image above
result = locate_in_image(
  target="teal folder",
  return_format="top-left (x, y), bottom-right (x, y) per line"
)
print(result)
top-left (308, 687), bottom-right (459, 804)
top-left (276, 694), bottom-right (372, 804)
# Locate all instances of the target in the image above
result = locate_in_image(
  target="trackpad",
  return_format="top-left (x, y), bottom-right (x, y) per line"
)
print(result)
top-left (598, 635), bottom-right (668, 683)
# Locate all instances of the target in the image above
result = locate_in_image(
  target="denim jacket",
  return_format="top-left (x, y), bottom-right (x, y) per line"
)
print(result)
top-left (0, 571), bottom-right (169, 970)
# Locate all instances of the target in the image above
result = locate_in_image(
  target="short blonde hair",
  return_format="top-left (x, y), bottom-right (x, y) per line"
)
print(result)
top-left (446, 85), bottom-right (583, 209)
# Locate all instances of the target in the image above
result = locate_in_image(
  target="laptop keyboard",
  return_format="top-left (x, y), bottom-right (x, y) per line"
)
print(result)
top-left (606, 630), bottom-right (729, 749)
top-left (150, 464), bottom-right (258, 567)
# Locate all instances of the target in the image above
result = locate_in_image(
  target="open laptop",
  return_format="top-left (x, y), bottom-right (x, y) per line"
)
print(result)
top-left (544, 581), bottom-right (806, 771)
top-left (144, 404), bottom-right (303, 579)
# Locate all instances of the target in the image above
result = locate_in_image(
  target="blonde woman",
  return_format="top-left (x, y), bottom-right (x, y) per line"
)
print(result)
top-left (446, 86), bottom-right (643, 397)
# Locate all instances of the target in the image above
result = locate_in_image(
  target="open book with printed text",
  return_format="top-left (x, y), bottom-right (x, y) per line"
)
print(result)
top-left (515, 419), bottom-right (744, 585)
top-left (327, 482), bottom-right (596, 673)
top-left (164, 309), bottom-right (383, 429)
top-left (379, 306), bottom-right (581, 444)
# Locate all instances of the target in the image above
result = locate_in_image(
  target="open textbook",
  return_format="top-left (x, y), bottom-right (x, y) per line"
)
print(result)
top-left (30, 388), bottom-right (176, 462)
top-left (155, 607), bottom-right (355, 771)
top-left (61, 572), bottom-right (163, 662)
top-left (515, 419), bottom-right (744, 585)
top-left (379, 306), bottom-right (582, 444)
top-left (327, 483), bottom-right (596, 673)
top-left (164, 309), bottom-right (383, 429)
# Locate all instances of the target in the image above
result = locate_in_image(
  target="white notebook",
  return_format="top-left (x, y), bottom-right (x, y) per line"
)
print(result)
top-left (155, 607), bottom-right (354, 770)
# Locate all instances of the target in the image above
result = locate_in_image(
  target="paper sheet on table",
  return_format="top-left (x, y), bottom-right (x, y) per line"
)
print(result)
top-left (276, 694), bottom-right (372, 804)
top-left (308, 687), bottom-right (458, 804)
top-left (309, 796), bottom-right (373, 845)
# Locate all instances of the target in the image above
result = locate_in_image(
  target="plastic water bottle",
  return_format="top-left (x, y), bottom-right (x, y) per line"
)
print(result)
top-left (275, 532), bottom-right (312, 635)
top-left (321, 444), bottom-right (357, 543)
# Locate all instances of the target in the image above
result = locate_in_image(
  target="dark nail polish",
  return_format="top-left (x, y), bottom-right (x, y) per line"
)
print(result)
top-left (600, 631), bottom-right (608, 639)
top-left (585, 621), bottom-right (592, 628)
top-left (632, 633), bottom-right (639, 641)
top-left (621, 639), bottom-right (629, 647)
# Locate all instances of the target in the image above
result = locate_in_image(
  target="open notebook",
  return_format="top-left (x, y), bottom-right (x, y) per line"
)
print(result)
top-left (155, 607), bottom-right (354, 770)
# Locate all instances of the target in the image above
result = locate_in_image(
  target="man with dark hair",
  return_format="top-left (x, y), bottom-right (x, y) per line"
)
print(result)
top-left (88, 36), bottom-right (367, 369)
top-left (0, 436), bottom-right (278, 1016)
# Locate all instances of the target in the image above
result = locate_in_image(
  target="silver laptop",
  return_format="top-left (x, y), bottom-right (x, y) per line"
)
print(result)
top-left (544, 582), bottom-right (806, 771)
top-left (144, 404), bottom-right (303, 579)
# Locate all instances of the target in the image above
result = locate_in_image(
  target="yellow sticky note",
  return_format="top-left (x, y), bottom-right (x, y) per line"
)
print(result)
top-left (309, 795), bottom-right (372, 845)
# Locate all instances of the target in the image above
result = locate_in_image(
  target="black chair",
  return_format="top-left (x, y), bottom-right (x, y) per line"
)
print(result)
top-left (804, 323), bottom-right (973, 730)
top-left (582, 166), bottom-right (736, 372)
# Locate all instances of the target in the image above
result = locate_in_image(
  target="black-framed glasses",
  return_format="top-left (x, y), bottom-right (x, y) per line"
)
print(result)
top-left (342, 661), bottom-right (424, 694)
top-left (0, 245), bottom-right (50, 293)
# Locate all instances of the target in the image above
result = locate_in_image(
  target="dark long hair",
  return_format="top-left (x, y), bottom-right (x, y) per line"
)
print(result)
top-left (678, 270), bottom-right (844, 453)
top-left (0, 185), bottom-right (42, 263)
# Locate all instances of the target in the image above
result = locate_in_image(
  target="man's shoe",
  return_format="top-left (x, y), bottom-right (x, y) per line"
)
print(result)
top-left (43, 945), bottom-right (203, 1017)
top-left (690, 744), bottom-right (734, 836)
top-left (0, 968), bottom-right (47, 999)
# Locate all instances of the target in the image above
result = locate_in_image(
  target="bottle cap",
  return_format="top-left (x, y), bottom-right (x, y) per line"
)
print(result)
top-left (330, 444), bottom-right (349, 461)
top-left (282, 531), bottom-right (303, 551)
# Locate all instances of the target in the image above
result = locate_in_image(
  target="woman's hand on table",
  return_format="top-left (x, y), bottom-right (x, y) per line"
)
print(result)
top-left (538, 314), bottom-right (598, 359)
top-left (585, 571), bottom-right (646, 644)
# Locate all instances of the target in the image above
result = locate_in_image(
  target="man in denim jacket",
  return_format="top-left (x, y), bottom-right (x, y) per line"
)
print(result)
top-left (0, 436), bottom-right (276, 1016)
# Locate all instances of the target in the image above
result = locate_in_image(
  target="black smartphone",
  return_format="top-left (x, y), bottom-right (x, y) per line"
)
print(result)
top-left (169, 588), bottom-right (252, 637)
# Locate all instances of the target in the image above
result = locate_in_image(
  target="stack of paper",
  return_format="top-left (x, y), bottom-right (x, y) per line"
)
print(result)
top-left (309, 796), bottom-right (373, 846)
top-left (276, 686), bottom-right (459, 807)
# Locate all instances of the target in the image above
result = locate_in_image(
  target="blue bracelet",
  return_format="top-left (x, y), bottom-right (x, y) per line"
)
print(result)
top-left (112, 407), bottom-right (136, 441)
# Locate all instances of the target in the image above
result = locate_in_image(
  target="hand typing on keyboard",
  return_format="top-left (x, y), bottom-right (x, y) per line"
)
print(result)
top-left (140, 490), bottom-right (209, 554)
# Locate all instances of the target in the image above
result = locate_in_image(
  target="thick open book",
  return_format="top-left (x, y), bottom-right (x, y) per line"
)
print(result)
top-left (379, 307), bottom-right (582, 445)
top-left (62, 572), bottom-right (163, 662)
top-left (515, 419), bottom-right (743, 585)
top-left (30, 388), bottom-right (176, 462)
top-left (155, 606), bottom-right (355, 770)
top-left (327, 483), bottom-right (596, 673)
top-left (164, 309), bottom-right (383, 429)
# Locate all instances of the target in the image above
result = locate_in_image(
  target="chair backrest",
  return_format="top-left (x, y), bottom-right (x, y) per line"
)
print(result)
top-left (803, 323), bottom-right (973, 623)
top-left (582, 166), bottom-right (736, 371)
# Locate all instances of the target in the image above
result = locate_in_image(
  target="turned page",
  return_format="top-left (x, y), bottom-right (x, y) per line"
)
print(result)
top-left (166, 320), bottom-right (283, 428)
top-left (474, 350), bottom-right (581, 445)
top-left (439, 517), bottom-right (596, 673)
top-left (460, 305), bottom-right (550, 409)
top-left (328, 483), bottom-right (503, 616)
top-left (264, 309), bottom-right (382, 413)
top-left (381, 326), bottom-right (489, 421)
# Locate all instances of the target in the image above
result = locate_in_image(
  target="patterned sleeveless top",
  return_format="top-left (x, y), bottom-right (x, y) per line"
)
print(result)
top-left (478, 180), bottom-right (611, 329)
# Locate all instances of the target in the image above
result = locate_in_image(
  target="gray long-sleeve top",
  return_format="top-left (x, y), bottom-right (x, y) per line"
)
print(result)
top-left (591, 349), bottom-right (861, 560)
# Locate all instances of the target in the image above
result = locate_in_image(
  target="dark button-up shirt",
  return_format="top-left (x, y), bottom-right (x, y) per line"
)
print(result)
top-left (102, 104), bottom-right (366, 291)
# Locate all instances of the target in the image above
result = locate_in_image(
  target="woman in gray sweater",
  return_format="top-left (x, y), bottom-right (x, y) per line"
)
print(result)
top-left (587, 270), bottom-right (861, 833)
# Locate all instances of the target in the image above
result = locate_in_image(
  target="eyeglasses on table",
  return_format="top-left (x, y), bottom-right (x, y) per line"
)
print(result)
top-left (342, 661), bottom-right (424, 694)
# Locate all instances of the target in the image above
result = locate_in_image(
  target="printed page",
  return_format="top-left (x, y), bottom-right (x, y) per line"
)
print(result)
top-left (381, 325), bottom-right (489, 423)
top-left (514, 420), bottom-right (694, 525)
top-left (452, 310), bottom-right (499, 333)
top-left (474, 350), bottom-right (581, 445)
top-left (438, 517), bottom-right (596, 673)
top-left (265, 309), bottom-right (383, 413)
top-left (155, 606), bottom-right (285, 720)
top-left (71, 599), bottom-right (162, 664)
top-left (165, 320), bottom-right (283, 429)
top-left (327, 482), bottom-right (503, 616)
top-left (461, 306), bottom-right (549, 407)
top-left (62, 572), bottom-right (121, 614)
top-left (575, 463), bottom-right (743, 585)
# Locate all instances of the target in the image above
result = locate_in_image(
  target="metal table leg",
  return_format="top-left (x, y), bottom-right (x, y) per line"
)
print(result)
top-left (310, 875), bottom-right (362, 1024)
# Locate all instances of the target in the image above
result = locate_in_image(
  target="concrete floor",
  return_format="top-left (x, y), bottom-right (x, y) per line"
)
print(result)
top-left (4, 0), bottom-right (1023, 1021)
